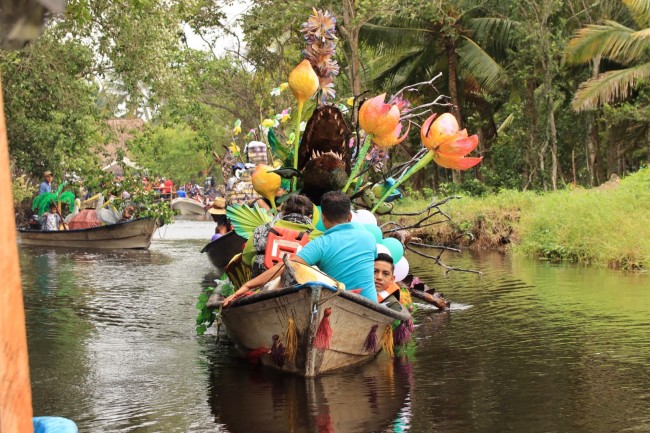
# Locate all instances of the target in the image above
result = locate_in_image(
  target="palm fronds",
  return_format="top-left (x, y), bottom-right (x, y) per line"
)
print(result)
top-left (623, 0), bottom-right (650, 29)
top-left (457, 36), bottom-right (507, 92)
top-left (565, 21), bottom-right (646, 65)
top-left (571, 62), bottom-right (650, 111)
top-left (468, 17), bottom-right (518, 55)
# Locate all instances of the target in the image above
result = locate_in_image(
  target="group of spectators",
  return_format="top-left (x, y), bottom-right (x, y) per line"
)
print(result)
top-left (222, 191), bottom-right (403, 310)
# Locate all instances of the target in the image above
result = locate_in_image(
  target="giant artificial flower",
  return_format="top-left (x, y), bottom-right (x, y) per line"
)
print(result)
top-left (288, 60), bottom-right (319, 104)
top-left (420, 113), bottom-right (482, 170)
top-left (370, 112), bottom-right (482, 212)
top-left (359, 94), bottom-right (409, 149)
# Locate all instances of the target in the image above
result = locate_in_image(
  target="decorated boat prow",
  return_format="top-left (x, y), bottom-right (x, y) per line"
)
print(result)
top-left (219, 260), bottom-right (411, 377)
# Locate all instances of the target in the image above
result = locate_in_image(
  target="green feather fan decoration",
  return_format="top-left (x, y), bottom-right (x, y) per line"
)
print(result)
top-left (226, 204), bottom-right (272, 239)
top-left (31, 182), bottom-right (76, 216)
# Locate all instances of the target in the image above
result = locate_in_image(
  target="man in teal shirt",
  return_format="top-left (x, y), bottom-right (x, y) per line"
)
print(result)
top-left (224, 191), bottom-right (378, 305)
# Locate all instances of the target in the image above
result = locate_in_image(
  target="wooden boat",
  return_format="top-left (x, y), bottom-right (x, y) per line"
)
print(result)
top-left (201, 230), bottom-right (247, 272)
top-left (17, 218), bottom-right (159, 249)
top-left (171, 197), bottom-right (206, 215)
top-left (220, 261), bottom-right (411, 377)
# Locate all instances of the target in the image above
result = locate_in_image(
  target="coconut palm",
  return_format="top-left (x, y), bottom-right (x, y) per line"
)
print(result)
top-left (565, 0), bottom-right (650, 111)
top-left (359, 2), bottom-right (513, 119)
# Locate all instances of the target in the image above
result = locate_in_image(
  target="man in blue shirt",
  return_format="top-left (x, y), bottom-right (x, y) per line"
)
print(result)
top-left (39, 170), bottom-right (53, 195)
top-left (224, 191), bottom-right (378, 305)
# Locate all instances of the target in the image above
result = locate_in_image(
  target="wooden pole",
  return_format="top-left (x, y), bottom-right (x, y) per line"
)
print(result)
top-left (0, 70), bottom-right (35, 432)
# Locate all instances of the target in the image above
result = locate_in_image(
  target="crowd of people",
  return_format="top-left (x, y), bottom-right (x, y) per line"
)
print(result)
top-left (222, 191), bottom-right (403, 308)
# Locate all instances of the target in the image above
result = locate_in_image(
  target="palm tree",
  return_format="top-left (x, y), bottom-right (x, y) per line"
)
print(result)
top-left (358, 2), bottom-right (512, 183)
top-left (565, 0), bottom-right (650, 111)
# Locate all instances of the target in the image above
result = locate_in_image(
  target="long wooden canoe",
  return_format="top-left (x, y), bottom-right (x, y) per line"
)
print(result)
top-left (201, 230), bottom-right (247, 272)
top-left (221, 274), bottom-right (411, 377)
top-left (171, 197), bottom-right (206, 215)
top-left (17, 217), bottom-right (159, 249)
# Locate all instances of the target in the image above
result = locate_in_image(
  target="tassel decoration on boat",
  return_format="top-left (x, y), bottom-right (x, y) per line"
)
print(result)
top-left (313, 307), bottom-right (332, 350)
top-left (406, 317), bottom-right (414, 332)
top-left (363, 324), bottom-right (379, 353)
top-left (245, 347), bottom-right (271, 365)
top-left (381, 324), bottom-right (394, 358)
top-left (393, 320), bottom-right (411, 347)
top-left (285, 318), bottom-right (298, 363)
top-left (271, 334), bottom-right (286, 367)
top-left (399, 287), bottom-right (412, 306)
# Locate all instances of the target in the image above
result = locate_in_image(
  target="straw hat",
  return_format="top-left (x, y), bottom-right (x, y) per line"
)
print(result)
top-left (208, 197), bottom-right (227, 215)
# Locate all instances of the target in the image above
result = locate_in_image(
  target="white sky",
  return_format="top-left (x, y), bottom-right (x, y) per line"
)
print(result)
top-left (184, 1), bottom-right (252, 56)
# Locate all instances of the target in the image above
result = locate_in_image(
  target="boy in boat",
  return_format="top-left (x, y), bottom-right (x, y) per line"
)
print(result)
top-left (374, 253), bottom-right (402, 311)
top-left (41, 203), bottom-right (62, 231)
top-left (224, 191), bottom-right (378, 305)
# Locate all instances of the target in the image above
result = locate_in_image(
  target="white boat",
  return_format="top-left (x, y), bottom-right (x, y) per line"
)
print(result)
top-left (171, 197), bottom-right (206, 215)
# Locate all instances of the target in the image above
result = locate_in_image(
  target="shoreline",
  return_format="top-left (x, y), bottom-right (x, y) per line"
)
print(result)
top-left (386, 168), bottom-right (650, 271)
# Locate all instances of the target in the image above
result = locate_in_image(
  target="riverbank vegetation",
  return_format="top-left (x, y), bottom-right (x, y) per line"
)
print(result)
top-left (3, 1), bottom-right (650, 267)
top-left (397, 168), bottom-right (650, 270)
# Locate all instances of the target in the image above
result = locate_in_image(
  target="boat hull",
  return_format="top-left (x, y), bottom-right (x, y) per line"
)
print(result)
top-left (17, 218), bottom-right (159, 249)
top-left (221, 284), bottom-right (411, 377)
top-left (171, 198), bottom-right (206, 215)
top-left (201, 231), bottom-right (247, 272)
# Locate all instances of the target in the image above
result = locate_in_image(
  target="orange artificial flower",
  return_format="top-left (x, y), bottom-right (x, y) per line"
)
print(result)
top-left (359, 94), bottom-right (409, 148)
top-left (421, 113), bottom-right (482, 170)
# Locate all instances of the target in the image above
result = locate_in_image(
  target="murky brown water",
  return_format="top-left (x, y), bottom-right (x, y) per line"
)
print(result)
top-left (19, 221), bottom-right (650, 432)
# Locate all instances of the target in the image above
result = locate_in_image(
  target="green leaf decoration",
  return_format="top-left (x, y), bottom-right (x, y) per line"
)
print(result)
top-left (270, 167), bottom-right (302, 179)
top-left (267, 128), bottom-right (288, 161)
top-left (32, 193), bottom-right (57, 216)
top-left (58, 191), bottom-right (76, 211)
top-left (226, 203), bottom-right (272, 239)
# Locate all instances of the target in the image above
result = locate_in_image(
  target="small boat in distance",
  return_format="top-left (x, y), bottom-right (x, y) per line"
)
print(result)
top-left (219, 261), bottom-right (411, 377)
top-left (17, 218), bottom-right (159, 250)
top-left (171, 197), bottom-right (207, 216)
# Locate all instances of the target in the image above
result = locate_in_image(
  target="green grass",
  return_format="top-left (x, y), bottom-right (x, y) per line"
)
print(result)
top-left (391, 168), bottom-right (650, 270)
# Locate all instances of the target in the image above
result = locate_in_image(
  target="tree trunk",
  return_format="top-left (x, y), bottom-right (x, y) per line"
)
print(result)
top-left (647, 125), bottom-right (650, 165)
top-left (549, 105), bottom-right (558, 191)
top-left (524, 80), bottom-right (538, 189)
top-left (445, 39), bottom-right (462, 185)
top-left (341, 0), bottom-right (362, 124)
top-left (585, 56), bottom-right (601, 187)
top-left (606, 139), bottom-right (618, 179)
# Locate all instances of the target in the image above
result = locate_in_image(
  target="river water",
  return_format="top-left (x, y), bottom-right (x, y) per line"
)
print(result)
top-left (19, 221), bottom-right (650, 432)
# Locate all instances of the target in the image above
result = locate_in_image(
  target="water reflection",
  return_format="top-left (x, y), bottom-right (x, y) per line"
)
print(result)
top-left (209, 354), bottom-right (412, 433)
top-left (18, 222), bottom-right (650, 433)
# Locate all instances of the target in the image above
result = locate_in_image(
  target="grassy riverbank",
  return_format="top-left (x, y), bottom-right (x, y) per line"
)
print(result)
top-left (393, 168), bottom-right (650, 270)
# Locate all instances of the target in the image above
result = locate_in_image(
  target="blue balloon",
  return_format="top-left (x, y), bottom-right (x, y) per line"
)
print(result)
top-left (315, 206), bottom-right (326, 232)
top-left (363, 224), bottom-right (383, 243)
top-left (382, 237), bottom-right (404, 262)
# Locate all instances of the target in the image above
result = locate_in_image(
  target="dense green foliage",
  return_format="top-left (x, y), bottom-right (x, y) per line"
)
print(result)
top-left (2, 0), bottom-right (649, 266)
top-left (4, 0), bottom-right (649, 191)
top-left (399, 168), bottom-right (650, 269)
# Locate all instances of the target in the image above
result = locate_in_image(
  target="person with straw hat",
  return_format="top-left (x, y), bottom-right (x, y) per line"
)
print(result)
top-left (208, 197), bottom-right (230, 241)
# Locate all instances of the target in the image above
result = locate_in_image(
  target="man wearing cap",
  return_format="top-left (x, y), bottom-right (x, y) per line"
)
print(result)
top-left (39, 171), bottom-right (53, 195)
